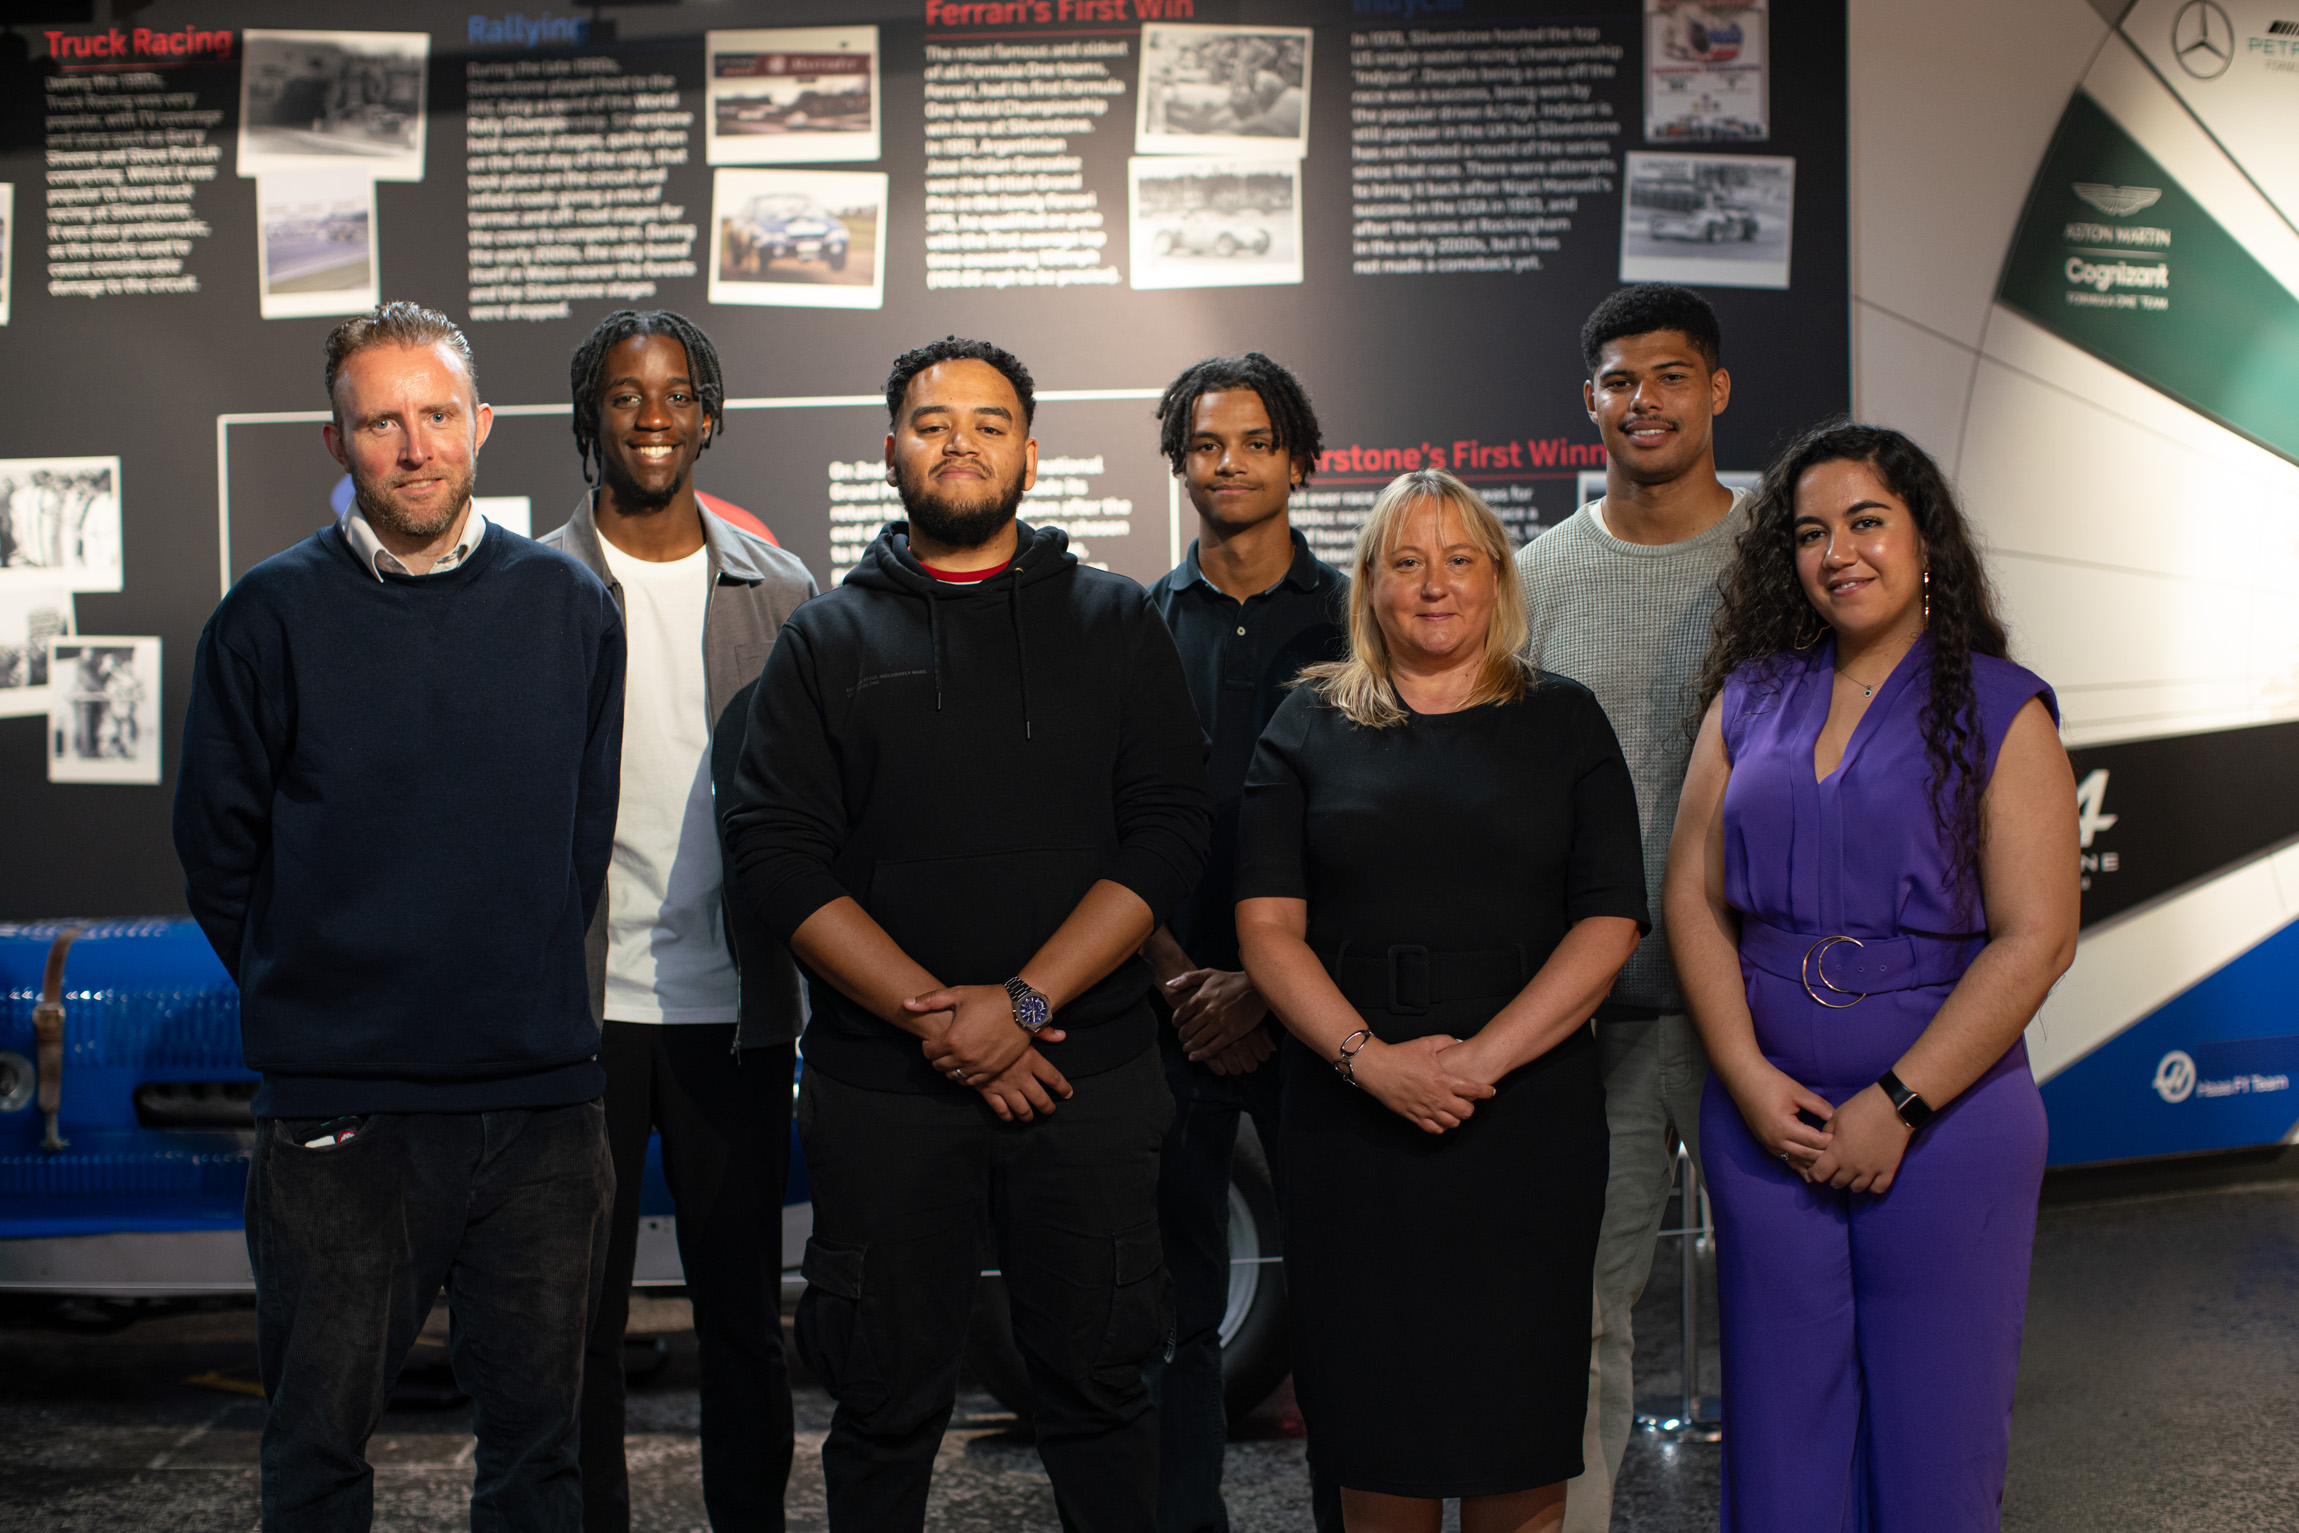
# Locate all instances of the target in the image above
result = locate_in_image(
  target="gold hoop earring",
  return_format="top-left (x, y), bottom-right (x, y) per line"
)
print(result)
top-left (1793, 612), bottom-right (1827, 650)
top-left (1922, 567), bottom-right (1931, 626)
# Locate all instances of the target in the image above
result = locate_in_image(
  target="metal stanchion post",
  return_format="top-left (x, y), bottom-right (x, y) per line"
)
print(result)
top-left (1636, 1143), bottom-right (1722, 1442)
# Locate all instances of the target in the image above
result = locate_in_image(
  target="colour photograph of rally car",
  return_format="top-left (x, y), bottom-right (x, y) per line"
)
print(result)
top-left (1149, 208), bottom-right (1275, 258)
top-left (723, 193), bottom-right (851, 273)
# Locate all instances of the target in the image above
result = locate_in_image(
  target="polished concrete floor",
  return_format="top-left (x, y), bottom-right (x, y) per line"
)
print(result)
top-left (4, 1163), bottom-right (2296, 1531)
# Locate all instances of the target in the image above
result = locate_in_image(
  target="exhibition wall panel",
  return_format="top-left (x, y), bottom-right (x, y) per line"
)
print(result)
top-left (0, 0), bottom-right (1851, 914)
top-left (1850, 0), bottom-right (2299, 1164)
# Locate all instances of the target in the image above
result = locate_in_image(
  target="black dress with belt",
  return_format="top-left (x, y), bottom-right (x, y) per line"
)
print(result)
top-left (1235, 675), bottom-right (1649, 1499)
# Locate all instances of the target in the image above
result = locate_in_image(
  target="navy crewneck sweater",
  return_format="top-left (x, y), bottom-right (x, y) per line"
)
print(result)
top-left (174, 523), bottom-right (626, 1116)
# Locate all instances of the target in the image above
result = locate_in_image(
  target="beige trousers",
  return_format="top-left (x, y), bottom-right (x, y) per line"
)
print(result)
top-left (1561, 1014), bottom-right (1710, 1533)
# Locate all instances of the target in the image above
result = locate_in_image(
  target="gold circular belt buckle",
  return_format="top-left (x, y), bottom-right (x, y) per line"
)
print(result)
top-left (1801, 935), bottom-right (1867, 1008)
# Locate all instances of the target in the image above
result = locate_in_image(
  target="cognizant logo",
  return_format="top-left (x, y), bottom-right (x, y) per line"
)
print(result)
top-left (2066, 257), bottom-right (2170, 292)
top-left (2153, 1050), bottom-right (2197, 1103)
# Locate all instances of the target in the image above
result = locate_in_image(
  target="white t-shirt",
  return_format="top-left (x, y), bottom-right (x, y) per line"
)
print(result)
top-left (596, 538), bottom-right (740, 1023)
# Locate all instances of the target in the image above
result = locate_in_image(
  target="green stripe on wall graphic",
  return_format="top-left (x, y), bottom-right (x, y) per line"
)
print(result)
top-left (1998, 91), bottom-right (2299, 465)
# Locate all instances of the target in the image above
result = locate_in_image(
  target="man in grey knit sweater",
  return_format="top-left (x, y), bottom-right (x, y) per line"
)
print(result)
top-left (1515, 285), bottom-right (1748, 1532)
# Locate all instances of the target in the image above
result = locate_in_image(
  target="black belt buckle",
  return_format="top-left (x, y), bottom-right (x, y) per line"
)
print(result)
top-left (1386, 944), bottom-right (1431, 1015)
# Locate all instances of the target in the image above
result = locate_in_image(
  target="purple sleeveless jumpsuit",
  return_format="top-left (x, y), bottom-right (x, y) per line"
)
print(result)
top-left (1703, 637), bottom-right (2056, 1531)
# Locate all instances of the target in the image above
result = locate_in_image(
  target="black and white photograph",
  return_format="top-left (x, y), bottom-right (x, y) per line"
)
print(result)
top-left (1646, 0), bottom-right (1769, 141)
top-left (709, 168), bottom-right (887, 309)
top-left (1135, 25), bottom-right (1312, 158)
top-left (236, 30), bottom-right (430, 183)
top-left (45, 635), bottom-right (161, 786)
top-left (0, 589), bottom-right (73, 719)
top-left (0, 456), bottom-right (124, 594)
top-left (0, 182), bottom-right (12, 326)
top-left (256, 171), bottom-right (378, 320)
top-left (706, 26), bottom-right (880, 166)
top-left (1130, 156), bottom-right (1303, 289)
top-left (1619, 151), bottom-right (1793, 288)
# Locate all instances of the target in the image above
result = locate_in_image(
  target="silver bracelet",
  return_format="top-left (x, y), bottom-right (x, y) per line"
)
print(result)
top-left (1334, 1028), bottom-right (1374, 1089)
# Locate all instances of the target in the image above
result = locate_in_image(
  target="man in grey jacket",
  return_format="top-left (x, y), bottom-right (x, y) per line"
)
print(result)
top-left (541, 310), bottom-right (816, 1533)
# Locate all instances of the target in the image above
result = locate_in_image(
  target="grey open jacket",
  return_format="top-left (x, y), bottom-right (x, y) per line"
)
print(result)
top-left (541, 492), bottom-right (818, 1050)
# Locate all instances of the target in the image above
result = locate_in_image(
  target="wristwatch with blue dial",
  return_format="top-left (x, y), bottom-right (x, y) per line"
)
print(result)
top-left (1004, 976), bottom-right (1052, 1035)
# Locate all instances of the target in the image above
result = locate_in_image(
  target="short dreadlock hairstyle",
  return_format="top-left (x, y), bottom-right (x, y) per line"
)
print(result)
top-left (324, 302), bottom-right (476, 428)
top-left (884, 336), bottom-right (1036, 428)
top-left (569, 309), bottom-right (726, 486)
top-left (1580, 283), bottom-right (1722, 375)
top-left (1154, 353), bottom-right (1324, 484)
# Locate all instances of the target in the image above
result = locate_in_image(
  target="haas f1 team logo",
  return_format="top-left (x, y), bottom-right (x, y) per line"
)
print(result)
top-left (2154, 1051), bottom-right (2198, 1103)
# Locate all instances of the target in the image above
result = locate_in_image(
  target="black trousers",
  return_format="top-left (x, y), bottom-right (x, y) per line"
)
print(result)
top-left (795, 1045), bottom-right (1173, 1533)
top-left (1149, 1019), bottom-right (1343, 1533)
top-left (580, 1025), bottom-right (796, 1533)
top-left (247, 1102), bottom-right (614, 1533)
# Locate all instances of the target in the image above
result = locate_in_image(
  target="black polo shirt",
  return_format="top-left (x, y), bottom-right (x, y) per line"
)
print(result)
top-left (1147, 527), bottom-right (1348, 972)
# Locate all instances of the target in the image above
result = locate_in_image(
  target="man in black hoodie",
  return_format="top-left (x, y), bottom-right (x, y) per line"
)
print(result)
top-left (724, 337), bottom-right (1210, 1533)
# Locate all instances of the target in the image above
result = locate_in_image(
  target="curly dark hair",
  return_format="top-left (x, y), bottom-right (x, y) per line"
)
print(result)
top-left (884, 336), bottom-right (1035, 428)
top-left (1153, 352), bottom-right (1325, 483)
top-left (1697, 420), bottom-right (2011, 919)
top-left (568, 310), bottom-right (725, 486)
top-left (1580, 283), bottom-right (1721, 374)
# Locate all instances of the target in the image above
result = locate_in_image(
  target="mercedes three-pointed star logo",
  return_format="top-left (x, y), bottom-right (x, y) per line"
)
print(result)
top-left (2172, 0), bottom-right (2235, 79)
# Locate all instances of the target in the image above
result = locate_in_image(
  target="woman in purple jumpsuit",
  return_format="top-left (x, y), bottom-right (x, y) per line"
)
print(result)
top-left (1665, 423), bottom-right (2080, 1530)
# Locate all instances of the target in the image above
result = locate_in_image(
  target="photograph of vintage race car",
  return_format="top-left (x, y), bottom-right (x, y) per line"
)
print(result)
top-left (1130, 156), bottom-right (1302, 290)
top-left (1150, 208), bottom-right (1275, 258)
top-left (235, 30), bottom-right (430, 182)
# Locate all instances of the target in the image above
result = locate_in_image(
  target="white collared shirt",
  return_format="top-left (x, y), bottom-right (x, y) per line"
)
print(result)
top-left (339, 504), bottom-right (487, 581)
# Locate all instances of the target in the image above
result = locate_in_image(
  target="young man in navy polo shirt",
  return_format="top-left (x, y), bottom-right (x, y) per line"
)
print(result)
top-left (1143, 353), bottom-right (1347, 1533)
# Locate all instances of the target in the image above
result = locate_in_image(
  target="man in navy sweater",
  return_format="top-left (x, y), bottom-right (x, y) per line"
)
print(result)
top-left (174, 302), bottom-right (625, 1533)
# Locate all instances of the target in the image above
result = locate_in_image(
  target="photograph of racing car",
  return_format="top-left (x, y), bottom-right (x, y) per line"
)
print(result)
top-left (706, 26), bottom-right (881, 165)
top-left (710, 168), bottom-right (886, 309)
top-left (727, 193), bottom-right (852, 273)
top-left (1130, 157), bottom-right (1301, 289)
top-left (236, 31), bottom-right (429, 183)
top-left (1619, 151), bottom-right (1793, 288)
top-left (255, 172), bottom-right (378, 319)
top-left (1151, 208), bottom-right (1273, 258)
top-left (1136, 25), bottom-right (1312, 157)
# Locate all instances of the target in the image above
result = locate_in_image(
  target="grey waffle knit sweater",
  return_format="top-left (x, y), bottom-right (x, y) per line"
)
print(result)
top-left (1515, 490), bottom-right (1750, 1013)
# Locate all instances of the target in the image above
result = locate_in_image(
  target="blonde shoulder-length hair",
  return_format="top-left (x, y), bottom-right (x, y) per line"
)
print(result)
top-left (1300, 468), bottom-right (1535, 728)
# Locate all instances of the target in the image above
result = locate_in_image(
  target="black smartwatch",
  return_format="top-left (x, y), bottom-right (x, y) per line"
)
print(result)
top-left (1004, 976), bottom-right (1052, 1036)
top-left (1878, 1069), bottom-right (1936, 1131)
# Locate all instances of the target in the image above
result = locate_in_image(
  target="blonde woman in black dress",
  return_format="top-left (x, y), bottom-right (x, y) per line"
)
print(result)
top-left (1236, 470), bottom-right (1648, 1533)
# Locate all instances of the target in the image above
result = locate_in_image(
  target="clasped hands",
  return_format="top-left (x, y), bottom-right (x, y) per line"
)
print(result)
top-left (1164, 967), bottom-right (1276, 1075)
top-left (904, 984), bottom-right (1073, 1124)
top-left (1350, 1032), bottom-right (1503, 1136)
top-left (1728, 1060), bottom-right (1913, 1193)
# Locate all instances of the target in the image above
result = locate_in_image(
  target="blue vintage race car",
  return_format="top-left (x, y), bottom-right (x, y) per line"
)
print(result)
top-left (0, 919), bottom-right (1287, 1417)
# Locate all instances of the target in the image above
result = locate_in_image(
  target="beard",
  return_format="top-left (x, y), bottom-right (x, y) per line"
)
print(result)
top-left (895, 459), bottom-right (1026, 550)
top-left (351, 460), bottom-right (476, 543)
top-left (597, 450), bottom-right (680, 516)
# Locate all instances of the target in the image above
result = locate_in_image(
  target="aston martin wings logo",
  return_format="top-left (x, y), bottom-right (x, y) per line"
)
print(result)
top-left (2073, 183), bottom-right (2164, 217)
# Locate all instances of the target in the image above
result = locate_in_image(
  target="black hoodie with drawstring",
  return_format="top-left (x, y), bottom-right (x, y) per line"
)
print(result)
top-left (724, 519), bottom-right (1212, 1095)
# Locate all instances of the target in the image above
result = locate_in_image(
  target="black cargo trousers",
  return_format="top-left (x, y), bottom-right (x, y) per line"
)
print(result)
top-left (795, 1043), bottom-right (1173, 1533)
